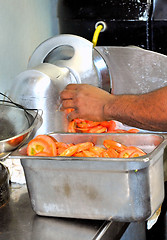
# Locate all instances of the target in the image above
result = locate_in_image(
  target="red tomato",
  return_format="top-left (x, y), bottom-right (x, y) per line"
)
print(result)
top-left (129, 149), bottom-right (146, 158)
top-left (27, 138), bottom-right (53, 156)
top-left (88, 125), bottom-right (107, 133)
top-left (34, 152), bottom-right (53, 157)
top-left (35, 135), bottom-right (57, 156)
top-left (73, 118), bottom-right (84, 124)
top-left (104, 148), bottom-right (118, 158)
top-left (85, 121), bottom-right (100, 128)
top-left (89, 146), bottom-right (106, 156)
top-left (100, 148), bottom-right (118, 158)
top-left (68, 120), bottom-right (76, 133)
top-left (82, 150), bottom-right (99, 157)
top-left (54, 142), bottom-right (68, 155)
top-left (127, 129), bottom-right (140, 133)
top-left (73, 152), bottom-right (85, 157)
top-left (59, 145), bottom-right (78, 156)
top-left (103, 140), bottom-right (126, 152)
top-left (76, 142), bottom-right (94, 152)
top-left (118, 146), bottom-right (146, 158)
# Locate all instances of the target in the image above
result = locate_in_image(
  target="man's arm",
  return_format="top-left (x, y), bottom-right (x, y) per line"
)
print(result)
top-left (60, 84), bottom-right (167, 132)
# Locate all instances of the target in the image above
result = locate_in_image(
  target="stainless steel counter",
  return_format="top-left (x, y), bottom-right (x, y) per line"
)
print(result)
top-left (0, 183), bottom-right (130, 240)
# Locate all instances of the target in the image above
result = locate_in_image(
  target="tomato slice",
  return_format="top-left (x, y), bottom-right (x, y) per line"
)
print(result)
top-left (89, 146), bottom-right (106, 156)
top-left (88, 125), bottom-right (107, 133)
top-left (118, 146), bottom-right (146, 158)
top-left (100, 148), bottom-right (118, 158)
top-left (59, 145), bottom-right (78, 156)
top-left (103, 140), bottom-right (126, 152)
top-left (68, 120), bottom-right (76, 133)
top-left (76, 142), bottom-right (94, 152)
top-left (35, 135), bottom-right (57, 156)
top-left (84, 121), bottom-right (100, 128)
top-left (55, 142), bottom-right (68, 148)
top-left (129, 150), bottom-right (146, 158)
top-left (75, 127), bottom-right (90, 133)
top-left (82, 150), bottom-right (99, 157)
top-left (27, 138), bottom-right (52, 156)
top-left (73, 152), bottom-right (85, 157)
top-left (34, 152), bottom-right (53, 157)
top-left (127, 129), bottom-right (140, 133)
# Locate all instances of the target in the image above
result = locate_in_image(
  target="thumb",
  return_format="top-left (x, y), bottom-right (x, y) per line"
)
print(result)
top-left (67, 110), bottom-right (80, 122)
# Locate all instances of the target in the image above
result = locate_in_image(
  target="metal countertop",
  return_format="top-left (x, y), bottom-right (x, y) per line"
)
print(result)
top-left (0, 183), bottom-right (129, 240)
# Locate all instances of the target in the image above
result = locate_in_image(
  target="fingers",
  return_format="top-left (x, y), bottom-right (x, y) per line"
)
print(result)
top-left (64, 84), bottom-right (78, 90)
top-left (60, 84), bottom-right (80, 111)
top-left (67, 109), bottom-right (79, 122)
top-left (60, 89), bottom-right (75, 100)
top-left (60, 99), bottom-right (76, 111)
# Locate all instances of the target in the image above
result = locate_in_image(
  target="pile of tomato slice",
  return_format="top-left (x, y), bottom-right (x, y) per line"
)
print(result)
top-left (27, 134), bottom-right (146, 158)
top-left (65, 109), bottom-right (139, 133)
top-left (68, 119), bottom-right (140, 133)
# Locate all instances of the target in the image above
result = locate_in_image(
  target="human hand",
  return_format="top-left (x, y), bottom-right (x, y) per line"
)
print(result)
top-left (60, 84), bottom-right (112, 122)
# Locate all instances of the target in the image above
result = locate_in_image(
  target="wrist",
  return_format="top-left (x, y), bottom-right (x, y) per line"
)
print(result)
top-left (103, 95), bottom-right (118, 121)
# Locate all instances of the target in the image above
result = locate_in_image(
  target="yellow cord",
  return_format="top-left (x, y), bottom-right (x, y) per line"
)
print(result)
top-left (92, 24), bottom-right (103, 47)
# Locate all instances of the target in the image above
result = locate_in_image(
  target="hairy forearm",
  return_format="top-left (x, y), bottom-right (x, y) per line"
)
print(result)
top-left (104, 87), bottom-right (167, 131)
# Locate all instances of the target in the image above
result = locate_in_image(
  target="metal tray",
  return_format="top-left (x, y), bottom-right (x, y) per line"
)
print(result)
top-left (10, 133), bottom-right (167, 222)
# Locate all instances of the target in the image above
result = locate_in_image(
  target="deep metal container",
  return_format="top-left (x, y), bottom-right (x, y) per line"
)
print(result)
top-left (10, 133), bottom-right (167, 222)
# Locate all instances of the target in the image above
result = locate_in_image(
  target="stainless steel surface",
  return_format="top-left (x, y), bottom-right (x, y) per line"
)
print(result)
top-left (95, 46), bottom-right (167, 94)
top-left (0, 183), bottom-right (129, 240)
top-left (0, 103), bottom-right (42, 157)
top-left (11, 133), bottom-right (166, 221)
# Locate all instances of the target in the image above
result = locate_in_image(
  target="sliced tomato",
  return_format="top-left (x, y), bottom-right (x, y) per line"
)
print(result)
top-left (73, 118), bottom-right (84, 124)
top-left (35, 135), bottom-right (57, 156)
top-left (82, 150), bottom-right (99, 157)
top-left (76, 121), bottom-right (88, 128)
top-left (76, 142), bottom-right (94, 152)
top-left (107, 148), bottom-right (119, 157)
top-left (66, 143), bottom-right (74, 147)
top-left (88, 125), bottom-right (107, 133)
top-left (55, 142), bottom-right (68, 155)
top-left (68, 120), bottom-right (76, 133)
top-left (103, 140), bottom-right (126, 152)
top-left (84, 121), bottom-right (100, 128)
top-left (106, 121), bottom-right (117, 131)
top-left (59, 145), bottom-right (78, 156)
top-left (100, 148), bottom-right (118, 158)
top-left (75, 127), bottom-right (90, 133)
top-left (129, 150), bottom-right (146, 158)
top-left (113, 129), bottom-right (128, 133)
top-left (27, 138), bottom-right (52, 156)
top-left (57, 147), bottom-right (68, 155)
top-left (73, 151), bottom-right (85, 157)
top-left (118, 147), bottom-right (137, 158)
top-left (34, 152), bottom-right (53, 157)
top-left (127, 129), bottom-right (140, 133)
top-left (118, 146), bottom-right (146, 158)
top-left (55, 142), bottom-right (68, 148)
top-left (89, 146), bottom-right (106, 156)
